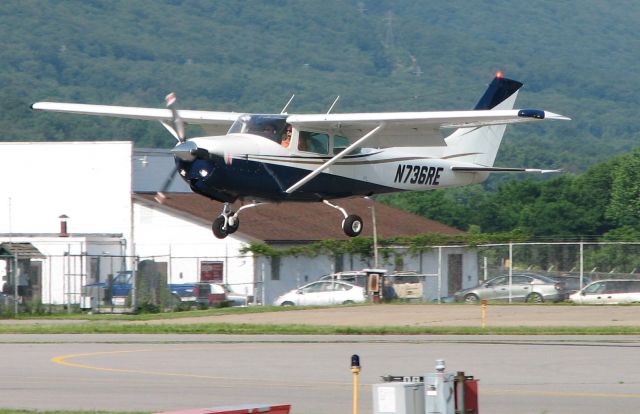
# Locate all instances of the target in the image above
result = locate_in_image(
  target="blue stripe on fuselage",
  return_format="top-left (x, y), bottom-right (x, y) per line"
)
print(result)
top-left (178, 157), bottom-right (396, 202)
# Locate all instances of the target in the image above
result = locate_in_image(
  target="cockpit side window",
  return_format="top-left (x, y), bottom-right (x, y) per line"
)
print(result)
top-left (228, 115), bottom-right (249, 134)
top-left (227, 115), bottom-right (287, 143)
top-left (299, 131), bottom-right (329, 154)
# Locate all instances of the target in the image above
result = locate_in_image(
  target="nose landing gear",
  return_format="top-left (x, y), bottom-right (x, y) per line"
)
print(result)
top-left (211, 201), bottom-right (263, 239)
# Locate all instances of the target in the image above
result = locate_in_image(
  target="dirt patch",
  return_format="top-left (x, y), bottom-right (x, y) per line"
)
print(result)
top-left (139, 304), bottom-right (640, 327)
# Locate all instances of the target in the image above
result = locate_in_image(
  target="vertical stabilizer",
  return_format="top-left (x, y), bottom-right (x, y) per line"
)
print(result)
top-left (444, 75), bottom-right (523, 166)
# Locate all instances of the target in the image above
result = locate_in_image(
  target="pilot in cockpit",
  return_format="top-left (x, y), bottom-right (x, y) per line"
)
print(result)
top-left (262, 124), bottom-right (277, 139)
top-left (281, 124), bottom-right (292, 148)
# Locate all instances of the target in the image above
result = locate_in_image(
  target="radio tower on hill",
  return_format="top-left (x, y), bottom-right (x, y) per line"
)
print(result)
top-left (383, 11), bottom-right (395, 50)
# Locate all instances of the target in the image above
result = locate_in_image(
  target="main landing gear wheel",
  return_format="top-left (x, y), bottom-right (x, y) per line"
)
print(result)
top-left (342, 214), bottom-right (363, 237)
top-left (212, 214), bottom-right (240, 239)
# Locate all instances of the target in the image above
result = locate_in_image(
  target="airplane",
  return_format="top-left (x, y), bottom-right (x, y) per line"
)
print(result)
top-left (32, 72), bottom-right (569, 239)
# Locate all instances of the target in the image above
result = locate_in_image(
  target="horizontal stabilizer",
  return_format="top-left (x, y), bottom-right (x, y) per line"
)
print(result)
top-left (452, 166), bottom-right (561, 174)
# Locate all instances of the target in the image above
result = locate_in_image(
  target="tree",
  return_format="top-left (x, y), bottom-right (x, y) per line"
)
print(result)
top-left (606, 150), bottom-right (640, 229)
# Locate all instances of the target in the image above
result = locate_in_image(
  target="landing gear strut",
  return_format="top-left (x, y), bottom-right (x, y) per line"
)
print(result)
top-left (323, 200), bottom-right (363, 237)
top-left (211, 201), bottom-right (262, 239)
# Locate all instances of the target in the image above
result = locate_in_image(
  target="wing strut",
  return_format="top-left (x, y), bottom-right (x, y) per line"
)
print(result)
top-left (285, 123), bottom-right (385, 194)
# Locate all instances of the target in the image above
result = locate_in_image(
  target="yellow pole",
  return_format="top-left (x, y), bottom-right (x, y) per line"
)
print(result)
top-left (351, 354), bottom-right (360, 414)
top-left (481, 299), bottom-right (487, 328)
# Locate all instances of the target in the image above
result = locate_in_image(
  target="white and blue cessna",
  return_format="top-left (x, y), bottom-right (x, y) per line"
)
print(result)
top-left (32, 72), bottom-right (569, 238)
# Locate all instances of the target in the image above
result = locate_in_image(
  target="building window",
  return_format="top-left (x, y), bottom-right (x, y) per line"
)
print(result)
top-left (271, 256), bottom-right (280, 280)
top-left (334, 254), bottom-right (344, 272)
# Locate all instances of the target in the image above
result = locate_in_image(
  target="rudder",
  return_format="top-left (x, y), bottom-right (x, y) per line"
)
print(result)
top-left (444, 74), bottom-right (523, 166)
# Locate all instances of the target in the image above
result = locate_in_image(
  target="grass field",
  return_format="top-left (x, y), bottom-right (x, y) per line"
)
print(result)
top-left (2, 304), bottom-right (640, 335)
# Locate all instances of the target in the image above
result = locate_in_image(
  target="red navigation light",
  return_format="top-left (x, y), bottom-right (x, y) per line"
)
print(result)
top-left (496, 70), bottom-right (504, 79)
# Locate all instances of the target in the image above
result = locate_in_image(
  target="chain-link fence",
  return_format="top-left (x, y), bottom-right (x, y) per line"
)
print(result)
top-left (3, 241), bottom-right (640, 314)
top-left (475, 242), bottom-right (640, 282)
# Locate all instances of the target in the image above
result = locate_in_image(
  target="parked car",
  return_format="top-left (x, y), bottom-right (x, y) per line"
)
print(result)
top-left (569, 279), bottom-right (640, 304)
top-left (193, 282), bottom-right (251, 306)
top-left (454, 273), bottom-right (565, 303)
top-left (81, 270), bottom-right (134, 308)
top-left (194, 282), bottom-right (227, 306)
top-left (386, 271), bottom-right (423, 300)
top-left (552, 274), bottom-right (592, 298)
top-left (319, 271), bottom-right (368, 288)
top-left (168, 284), bottom-right (196, 302)
top-left (274, 280), bottom-right (366, 306)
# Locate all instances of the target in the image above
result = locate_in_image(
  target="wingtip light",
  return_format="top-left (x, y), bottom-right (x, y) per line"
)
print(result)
top-left (495, 70), bottom-right (503, 79)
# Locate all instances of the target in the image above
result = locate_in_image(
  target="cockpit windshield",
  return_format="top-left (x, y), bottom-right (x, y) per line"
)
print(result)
top-left (228, 114), bottom-right (288, 143)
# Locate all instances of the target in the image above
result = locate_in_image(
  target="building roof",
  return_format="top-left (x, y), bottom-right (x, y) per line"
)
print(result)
top-left (134, 193), bottom-right (463, 243)
top-left (0, 242), bottom-right (45, 258)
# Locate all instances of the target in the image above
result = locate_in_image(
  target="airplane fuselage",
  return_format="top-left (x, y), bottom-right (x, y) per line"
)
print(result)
top-left (176, 133), bottom-right (486, 203)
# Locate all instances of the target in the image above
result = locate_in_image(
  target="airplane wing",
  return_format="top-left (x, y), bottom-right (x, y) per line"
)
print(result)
top-left (31, 102), bottom-right (239, 136)
top-left (286, 109), bottom-right (569, 148)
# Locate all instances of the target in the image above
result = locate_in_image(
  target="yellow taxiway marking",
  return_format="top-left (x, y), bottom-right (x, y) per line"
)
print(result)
top-left (52, 350), bottom-right (640, 400)
top-left (51, 349), bottom-right (346, 387)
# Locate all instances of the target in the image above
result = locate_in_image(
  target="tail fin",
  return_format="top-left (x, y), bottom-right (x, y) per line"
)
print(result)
top-left (444, 75), bottom-right (523, 166)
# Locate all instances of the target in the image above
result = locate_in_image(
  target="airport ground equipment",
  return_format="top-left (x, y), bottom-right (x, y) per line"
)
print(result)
top-left (374, 359), bottom-right (478, 414)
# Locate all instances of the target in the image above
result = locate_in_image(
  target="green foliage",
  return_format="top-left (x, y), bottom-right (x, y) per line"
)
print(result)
top-left (606, 150), bottom-right (640, 227)
top-left (241, 237), bottom-right (374, 258)
top-left (4, 0), bottom-right (640, 241)
top-left (242, 230), bottom-right (531, 258)
top-left (1, 0), bottom-right (639, 174)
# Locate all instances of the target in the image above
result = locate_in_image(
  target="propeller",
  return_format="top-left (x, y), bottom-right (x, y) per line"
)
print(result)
top-left (155, 92), bottom-right (233, 204)
top-left (156, 92), bottom-right (187, 203)
top-left (161, 92), bottom-right (186, 142)
top-left (154, 164), bottom-right (179, 204)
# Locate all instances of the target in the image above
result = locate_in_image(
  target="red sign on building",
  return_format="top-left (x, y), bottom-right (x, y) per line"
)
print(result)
top-left (200, 261), bottom-right (223, 282)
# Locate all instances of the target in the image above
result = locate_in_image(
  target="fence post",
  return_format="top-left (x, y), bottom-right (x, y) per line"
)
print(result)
top-left (579, 241), bottom-right (584, 290)
top-left (508, 242), bottom-right (513, 304)
top-left (437, 246), bottom-right (442, 304)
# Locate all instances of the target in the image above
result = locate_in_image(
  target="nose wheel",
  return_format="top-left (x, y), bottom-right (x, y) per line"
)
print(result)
top-left (211, 201), bottom-right (263, 239)
top-left (212, 214), bottom-right (239, 239)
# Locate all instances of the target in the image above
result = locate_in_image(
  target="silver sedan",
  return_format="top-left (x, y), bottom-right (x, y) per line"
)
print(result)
top-left (454, 273), bottom-right (565, 303)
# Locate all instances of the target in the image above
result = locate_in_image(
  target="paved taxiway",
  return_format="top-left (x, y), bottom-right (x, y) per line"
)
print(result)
top-left (2, 334), bottom-right (640, 414)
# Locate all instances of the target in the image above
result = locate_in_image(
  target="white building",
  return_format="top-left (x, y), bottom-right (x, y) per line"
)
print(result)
top-left (0, 141), bottom-right (477, 307)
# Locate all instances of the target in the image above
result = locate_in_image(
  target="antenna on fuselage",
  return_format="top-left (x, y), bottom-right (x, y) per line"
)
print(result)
top-left (327, 96), bottom-right (340, 114)
top-left (280, 94), bottom-right (295, 114)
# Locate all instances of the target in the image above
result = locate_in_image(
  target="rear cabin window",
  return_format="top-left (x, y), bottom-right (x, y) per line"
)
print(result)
top-left (333, 135), bottom-right (361, 155)
top-left (299, 131), bottom-right (329, 154)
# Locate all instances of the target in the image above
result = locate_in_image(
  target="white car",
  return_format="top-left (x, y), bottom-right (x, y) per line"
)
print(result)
top-left (569, 279), bottom-right (640, 304)
top-left (273, 280), bottom-right (366, 306)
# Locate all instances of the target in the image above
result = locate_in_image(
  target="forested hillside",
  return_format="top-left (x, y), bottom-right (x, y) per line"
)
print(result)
top-left (3, 0), bottom-right (640, 239)
top-left (2, 0), bottom-right (639, 172)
